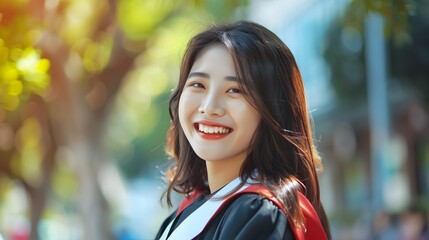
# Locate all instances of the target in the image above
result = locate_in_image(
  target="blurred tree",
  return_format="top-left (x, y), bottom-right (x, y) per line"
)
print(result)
top-left (0, 0), bottom-right (249, 239)
top-left (389, 0), bottom-right (429, 104)
top-left (324, 0), bottom-right (429, 106)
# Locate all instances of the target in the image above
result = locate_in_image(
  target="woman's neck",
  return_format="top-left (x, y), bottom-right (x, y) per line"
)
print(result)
top-left (206, 156), bottom-right (245, 193)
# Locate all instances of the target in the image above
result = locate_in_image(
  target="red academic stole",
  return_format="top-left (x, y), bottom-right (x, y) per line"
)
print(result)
top-left (176, 184), bottom-right (328, 240)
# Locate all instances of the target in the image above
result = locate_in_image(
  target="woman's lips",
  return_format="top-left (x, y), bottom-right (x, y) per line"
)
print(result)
top-left (194, 122), bottom-right (232, 140)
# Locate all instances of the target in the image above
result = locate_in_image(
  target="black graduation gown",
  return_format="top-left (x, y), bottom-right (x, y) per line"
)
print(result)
top-left (155, 193), bottom-right (295, 240)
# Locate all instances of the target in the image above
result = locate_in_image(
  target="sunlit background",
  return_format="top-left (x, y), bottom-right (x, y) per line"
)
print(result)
top-left (0, 0), bottom-right (428, 239)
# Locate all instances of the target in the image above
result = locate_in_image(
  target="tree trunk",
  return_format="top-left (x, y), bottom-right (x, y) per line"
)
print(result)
top-left (43, 42), bottom-right (115, 239)
top-left (71, 139), bottom-right (113, 240)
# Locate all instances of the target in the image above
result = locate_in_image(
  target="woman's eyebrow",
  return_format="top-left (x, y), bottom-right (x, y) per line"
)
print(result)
top-left (188, 72), bottom-right (209, 79)
top-left (187, 72), bottom-right (238, 82)
top-left (225, 76), bottom-right (238, 82)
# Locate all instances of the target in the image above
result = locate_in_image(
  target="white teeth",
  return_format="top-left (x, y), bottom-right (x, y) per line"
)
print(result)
top-left (197, 123), bottom-right (230, 134)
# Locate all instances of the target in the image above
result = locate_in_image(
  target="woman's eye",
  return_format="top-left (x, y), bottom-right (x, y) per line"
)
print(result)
top-left (227, 88), bottom-right (241, 94)
top-left (190, 82), bottom-right (205, 89)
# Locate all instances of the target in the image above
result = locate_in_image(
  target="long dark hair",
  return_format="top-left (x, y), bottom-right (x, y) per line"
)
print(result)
top-left (163, 21), bottom-right (331, 238)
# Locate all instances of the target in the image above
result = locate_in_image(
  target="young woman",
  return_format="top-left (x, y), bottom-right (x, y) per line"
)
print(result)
top-left (156, 21), bottom-right (331, 240)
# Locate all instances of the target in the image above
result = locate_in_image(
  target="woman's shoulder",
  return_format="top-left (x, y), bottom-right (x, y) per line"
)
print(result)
top-left (200, 193), bottom-right (294, 239)
top-left (227, 192), bottom-right (284, 215)
top-left (223, 193), bottom-right (289, 225)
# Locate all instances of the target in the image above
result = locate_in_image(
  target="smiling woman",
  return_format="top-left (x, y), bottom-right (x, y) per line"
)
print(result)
top-left (156, 21), bottom-right (331, 240)
top-left (178, 44), bottom-right (261, 191)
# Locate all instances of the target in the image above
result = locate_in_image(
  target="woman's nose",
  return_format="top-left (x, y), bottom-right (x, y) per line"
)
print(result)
top-left (198, 93), bottom-right (225, 117)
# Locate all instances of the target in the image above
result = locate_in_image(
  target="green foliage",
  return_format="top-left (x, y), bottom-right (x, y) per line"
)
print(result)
top-left (11, 117), bottom-right (44, 186)
top-left (324, 22), bottom-right (367, 100)
top-left (117, 0), bottom-right (176, 40)
top-left (59, 0), bottom-right (110, 45)
top-left (388, 1), bottom-right (429, 105)
top-left (325, 0), bottom-right (428, 103)
top-left (198, 0), bottom-right (248, 20)
top-left (0, 0), bottom-right (51, 112)
top-left (0, 43), bottom-right (50, 111)
top-left (51, 163), bottom-right (78, 206)
top-left (82, 37), bottom-right (114, 73)
top-left (345, 0), bottom-right (414, 46)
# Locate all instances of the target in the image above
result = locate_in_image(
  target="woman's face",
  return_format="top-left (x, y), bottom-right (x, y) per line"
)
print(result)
top-left (178, 44), bottom-right (261, 165)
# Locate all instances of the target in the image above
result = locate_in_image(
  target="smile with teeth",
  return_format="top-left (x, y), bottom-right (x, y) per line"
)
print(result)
top-left (197, 123), bottom-right (231, 134)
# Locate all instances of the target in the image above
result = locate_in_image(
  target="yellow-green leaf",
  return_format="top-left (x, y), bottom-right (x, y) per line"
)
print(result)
top-left (7, 80), bottom-right (23, 96)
